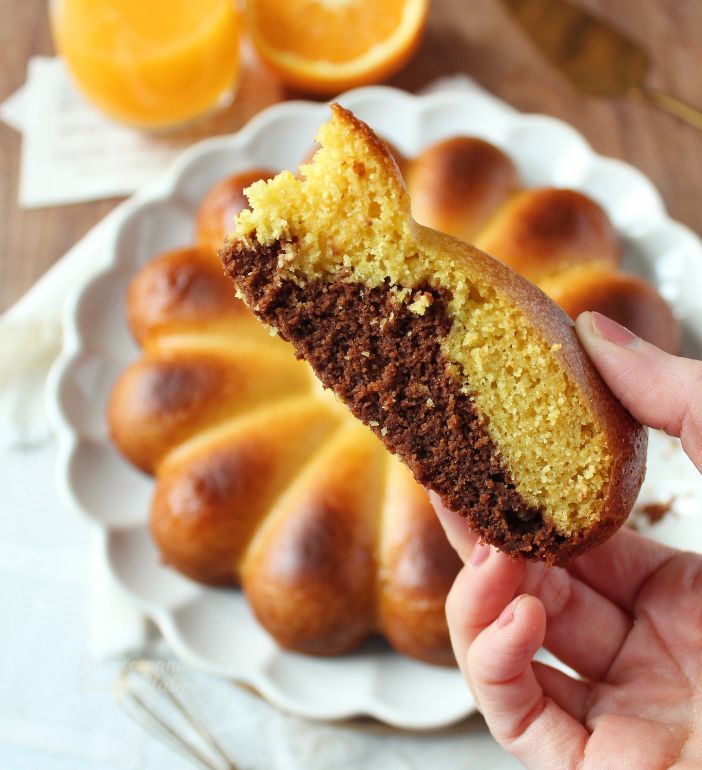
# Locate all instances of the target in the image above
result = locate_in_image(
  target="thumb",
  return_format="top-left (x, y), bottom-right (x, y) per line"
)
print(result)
top-left (575, 311), bottom-right (702, 473)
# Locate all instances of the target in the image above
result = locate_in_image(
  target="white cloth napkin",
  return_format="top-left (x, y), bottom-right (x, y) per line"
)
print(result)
top-left (1, 213), bottom-right (152, 656)
top-left (11, 57), bottom-right (228, 209)
top-left (0, 446), bottom-right (516, 770)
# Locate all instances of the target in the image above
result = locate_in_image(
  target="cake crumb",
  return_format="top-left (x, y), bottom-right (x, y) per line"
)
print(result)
top-left (408, 291), bottom-right (433, 316)
top-left (636, 499), bottom-right (674, 526)
top-left (392, 287), bottom-right (411, 305)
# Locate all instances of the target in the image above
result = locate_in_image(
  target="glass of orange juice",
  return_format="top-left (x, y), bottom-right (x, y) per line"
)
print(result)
top-left (50, 0), bottom-right (241, 130)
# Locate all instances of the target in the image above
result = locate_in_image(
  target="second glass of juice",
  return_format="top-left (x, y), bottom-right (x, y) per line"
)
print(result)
top-left (51, 0), bottom-right (241, 130)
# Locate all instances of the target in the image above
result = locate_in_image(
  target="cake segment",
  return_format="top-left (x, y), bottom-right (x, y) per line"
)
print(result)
top-left (222, 104), bottom-right (646, 565)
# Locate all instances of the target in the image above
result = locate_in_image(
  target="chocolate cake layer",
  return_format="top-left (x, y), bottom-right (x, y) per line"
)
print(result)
top-left (223, 240), bottom-right (568, 560)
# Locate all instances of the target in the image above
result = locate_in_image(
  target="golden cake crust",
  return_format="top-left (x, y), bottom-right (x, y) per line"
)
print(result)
top-left (473, 187), bottom-right (621, 282)
top-left (416, 227), bottom-right (648, 559)
top-left (407, 136), bottom-right (520, 242)
top-left (196, 169), bottom-right (275, 253)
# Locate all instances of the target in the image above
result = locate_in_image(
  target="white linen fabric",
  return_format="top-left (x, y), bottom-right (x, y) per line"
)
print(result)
top-left (0, 447), bottom-right (517, 769)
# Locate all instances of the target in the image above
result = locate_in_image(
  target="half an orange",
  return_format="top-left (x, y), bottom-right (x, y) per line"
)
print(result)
top-left (246, 0), bottom-right (429, 95)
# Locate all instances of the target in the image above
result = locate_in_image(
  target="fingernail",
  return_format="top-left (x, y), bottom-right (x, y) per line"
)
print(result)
top-left (469, 543), bottom-right (490, 567)
top-left (496, 595), bottom-right (523, 628)
top-left (590, 311), bottom-right (640, 349)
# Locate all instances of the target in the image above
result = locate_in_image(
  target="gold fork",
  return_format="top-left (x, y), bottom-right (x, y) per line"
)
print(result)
top-left (502, 0), bottom-right (702, 131)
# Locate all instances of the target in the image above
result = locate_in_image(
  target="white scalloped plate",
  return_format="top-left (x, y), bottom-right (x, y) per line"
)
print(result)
top-left (48, 86), bottom-right (702, 730)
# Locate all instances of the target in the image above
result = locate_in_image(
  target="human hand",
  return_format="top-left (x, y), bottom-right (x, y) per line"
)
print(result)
top-left (434, 311), bottom-right (702, 769)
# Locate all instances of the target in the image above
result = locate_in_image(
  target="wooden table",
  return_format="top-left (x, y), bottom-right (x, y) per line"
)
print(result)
top-left (2, 0), bottom-right (702, 313)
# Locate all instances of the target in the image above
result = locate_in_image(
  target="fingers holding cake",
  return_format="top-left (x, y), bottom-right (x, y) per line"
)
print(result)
top-left (465, 593), bottom-right (589, 770)
top-left (576, 311), bottom-right (702, 473)
top-left (430, 490), bottom-right (479, 563)
top-left (442, 527), bottom-right (632, 680)
top-left (444, 545), bottom-right (524, 679)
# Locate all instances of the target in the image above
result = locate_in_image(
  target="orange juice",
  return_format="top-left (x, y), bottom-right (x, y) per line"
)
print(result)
top-left (51, 0), bottom-right (241, 129)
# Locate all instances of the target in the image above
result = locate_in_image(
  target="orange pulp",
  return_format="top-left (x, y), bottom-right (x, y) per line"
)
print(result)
top-left (51, 0), bottom-right (241, 129)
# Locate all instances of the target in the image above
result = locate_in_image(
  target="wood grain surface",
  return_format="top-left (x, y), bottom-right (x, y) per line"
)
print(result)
top-left (2, 0), bottom-right (702, 313)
